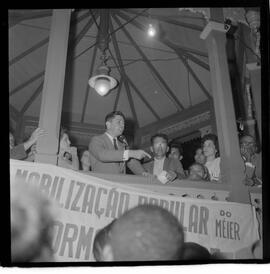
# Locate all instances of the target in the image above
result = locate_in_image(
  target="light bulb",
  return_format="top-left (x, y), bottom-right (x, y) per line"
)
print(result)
top-left (94, 78), bottom-right (110, 96)
top-left (147, 24), bottom-right (156, 37)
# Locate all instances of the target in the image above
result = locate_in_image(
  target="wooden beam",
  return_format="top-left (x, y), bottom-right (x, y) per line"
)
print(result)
top-left (20, 81), bottom-right (43, 114)
top-left (114, 13), bottom-right (184, 111)
top-left (80, 42), bottom-right (99, 123)
top-left (9, 10), bottom-right (91, 67)
top-left (162, 38), bottom-right (210, 71)
top-left (123, 9), bottom-right (204, 31)
top-left (9, 10), bottom-right (53, 28)
top-left (70, 12), bottom-right (97, 49)
top-left (109, 18), bottom-right (139, 127)
top-left (113, 79), bottom-right (123, 111)
top-left (126, 76), bottom-right (160, 120)
top-left (178, 53), bottom-right (211, 99)
top-left (9, 71), bottom-right (44, 97)
top-left (9, 11), bottom-right (93, 97)
top-left (118, 10), bottom-right (210, 71)
top-left (9, 104), bottom-right (19, 121)
top-left (9, 37), bottom-right (49, 66)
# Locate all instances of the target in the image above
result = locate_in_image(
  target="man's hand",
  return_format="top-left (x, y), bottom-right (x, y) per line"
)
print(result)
top-left (29, 128), bottom-right (46, 144)
top-left (166, 171), bottom-right (177, 182)
top-left (240, 145), bottom-right (252, 162)
top-left (129, 150), bottom-right (151, 160)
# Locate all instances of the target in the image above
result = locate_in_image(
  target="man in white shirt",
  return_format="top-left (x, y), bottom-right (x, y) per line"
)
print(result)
top-left (89, 111), bottom-right (150, 174)
top-left (142, 133), bottom-right (185, 183)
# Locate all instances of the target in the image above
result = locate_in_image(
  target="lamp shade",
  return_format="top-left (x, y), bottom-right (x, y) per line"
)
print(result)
top-left (88, 65), bottom-right (118, 96)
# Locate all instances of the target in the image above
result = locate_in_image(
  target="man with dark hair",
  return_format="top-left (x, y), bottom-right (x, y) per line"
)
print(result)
top-left (239, 134), bottom-right (262, 186)
top-left (99, 205), bottom-right (185, 261)
top-left (187, 163), bottom-right (209, 181)
top-left (142, 133), bottom-right (185, 183)
top-left (182, 242), bottom-right (211, 260)
top-left (89, 111), bottom-right (150, 174)
top-left (168, 143), bottom-right (183, 162)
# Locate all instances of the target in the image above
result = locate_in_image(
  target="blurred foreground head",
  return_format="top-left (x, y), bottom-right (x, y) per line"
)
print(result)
top-left (182, 242), bottom-right (211, 260)
top-left (102, 204), bottom-right (185, 261)
top-left (10, 181), bottom-right (55, 262)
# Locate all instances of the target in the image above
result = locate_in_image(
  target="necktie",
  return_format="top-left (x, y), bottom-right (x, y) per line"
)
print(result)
top-left (113, 138), bottom-right (118, 150)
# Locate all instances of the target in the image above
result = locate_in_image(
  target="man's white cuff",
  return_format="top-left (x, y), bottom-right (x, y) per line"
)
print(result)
top-left (245, 162), bottom-right (255, 168)
top-left (123, 150), bottom-right (129, 161)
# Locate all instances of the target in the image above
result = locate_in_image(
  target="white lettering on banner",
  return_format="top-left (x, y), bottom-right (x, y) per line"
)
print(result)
top-left (10, 160), bottom-right (260, 261)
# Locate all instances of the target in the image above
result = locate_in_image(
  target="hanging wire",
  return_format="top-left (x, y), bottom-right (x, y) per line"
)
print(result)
top-left (74, 8), bottom-right (149, 60)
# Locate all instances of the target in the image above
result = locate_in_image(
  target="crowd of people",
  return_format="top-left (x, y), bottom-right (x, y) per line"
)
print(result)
top-left (9, 110), bottom-right (262, 263)
top-left (10, 179), bottom-right (261, 262)
top-left (9, 110), bottom-right (262, 186)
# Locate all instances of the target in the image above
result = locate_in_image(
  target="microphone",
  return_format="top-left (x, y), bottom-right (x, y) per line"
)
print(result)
top-left (118, 135), bottom-right (129, 149)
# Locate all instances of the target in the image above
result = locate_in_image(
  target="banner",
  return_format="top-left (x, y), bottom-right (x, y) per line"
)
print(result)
top-left (10, 160), bottom-right (259, 261)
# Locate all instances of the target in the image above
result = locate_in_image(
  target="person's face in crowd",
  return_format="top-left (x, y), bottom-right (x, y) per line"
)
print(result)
top-left (60, 133), bottom-right (71, 150)
top-left (10, 133), bottom-right (15, 150)
top-left (203, 140), bottom-right (217, 158)
top-left (194, 148), bottom-right (206, 164)
top-left (189, 164), bottom-right (205, 180)
top-left (106, 115), bottom-right (125, 138)
top-left (151, 137), bottom-right (169, 159)
top-left (240, 135), bottom-right (257, 156)
top-left (81, 150), bottom-right (90, 167)
top-left (169, 147), bottom-right (183, 161)
top-left (63, 152), bottom-right (72, 161)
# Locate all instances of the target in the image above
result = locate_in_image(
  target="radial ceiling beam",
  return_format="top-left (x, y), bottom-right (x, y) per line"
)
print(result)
top-left (179, 54), bottom-right (211, 99)
top-left (160, 38), bottom-right (210, 71)
top-left (9, 10), bottom-right (53, 28)
top-left (9, 37), bottom-right (49, 66)
top-left (9, 10), bottom-right (91, 67)
top-left (9, 104), bottom-right (20, 120)
top-left (80, 42), bottom-right (99, 123)
top-left (109, 17), bottom-right (139, 127)
top-left (113, 79), bottom-right (123, 111)
top-left (9, 11), bottom-right (94, 98)
top-left (20, 81), bottom-right (44, 114)
top-left (126, 76), bottom-right (160, 120)
top-left (123, 9), bottom-right (204, 31)
top-left (9, 71), bottom-right (44, 97)
top-left (118, 10), bottom-right (209, 71)
top-left (114, 12), bottom-right (184, 111)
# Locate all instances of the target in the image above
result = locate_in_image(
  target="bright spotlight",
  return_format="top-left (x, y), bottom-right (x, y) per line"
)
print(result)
top-left (147, 24), bottom-right (156, 37)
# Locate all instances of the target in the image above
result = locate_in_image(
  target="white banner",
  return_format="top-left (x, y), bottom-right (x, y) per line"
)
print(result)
top-left (10, 160), bottom-right (259, 261)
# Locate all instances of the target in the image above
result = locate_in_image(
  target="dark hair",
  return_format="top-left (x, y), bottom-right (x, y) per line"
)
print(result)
top-left (108, 205), bottom-right (185, 261)
top-left (150, 133), bottom-right (169, 145)
top-left (105, 111), bottom-right (125, 125)
top-left (169, 143), bottom-right (183, 155)
top-left (201, 133), bottom-right (219, 157)
top-left (182, 242), bottom-right (211, 260)
top-left (93, 220), bottom-right (115, 261)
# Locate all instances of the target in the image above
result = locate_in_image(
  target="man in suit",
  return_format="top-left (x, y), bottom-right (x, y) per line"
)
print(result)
top-left (142, 133), bottom-right (186, 182)
top-left (89, 111), bottom-right (151, 174)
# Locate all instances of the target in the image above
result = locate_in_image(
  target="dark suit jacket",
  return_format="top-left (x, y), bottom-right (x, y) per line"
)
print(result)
top-left (143, 157), bottom-right (186, 179)
top-left (89, 133), bottom-right (145, 175)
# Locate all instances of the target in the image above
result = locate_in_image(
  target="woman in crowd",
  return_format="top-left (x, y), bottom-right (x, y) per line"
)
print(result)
top-left (57, 127), bottom-right (79, 171)
top-left (10, 127), bottom-right (46, 161)
top-left (80, 149), bottom-right (91, 171)
top-left (201, 134), bottom-right (220, 182)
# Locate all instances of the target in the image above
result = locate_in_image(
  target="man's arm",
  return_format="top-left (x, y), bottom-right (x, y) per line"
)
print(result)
top-left (10, 144), bottom-right (27, 160)
top-left (127, 159), bottom-right (146, 175)
top-left (89, 136), bottom-right (125, 162)
top-left (171, 159), bottom-right (186, 179)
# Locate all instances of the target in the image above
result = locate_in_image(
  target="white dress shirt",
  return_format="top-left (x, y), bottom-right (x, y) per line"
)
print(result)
top-left (153, 157), bottom-right (166, 176)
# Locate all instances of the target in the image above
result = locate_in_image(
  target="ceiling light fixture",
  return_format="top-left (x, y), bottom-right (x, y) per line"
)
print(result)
top-left (88, 51), bottom-right (118, 96)
top-left (89, 9), bottom-right (118, 96)
top-left (147, 23), bottom-right (156, 37)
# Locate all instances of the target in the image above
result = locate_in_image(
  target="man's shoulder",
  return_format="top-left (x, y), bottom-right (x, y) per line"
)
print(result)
top-left (90, 133), bottom-right (107, 142)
